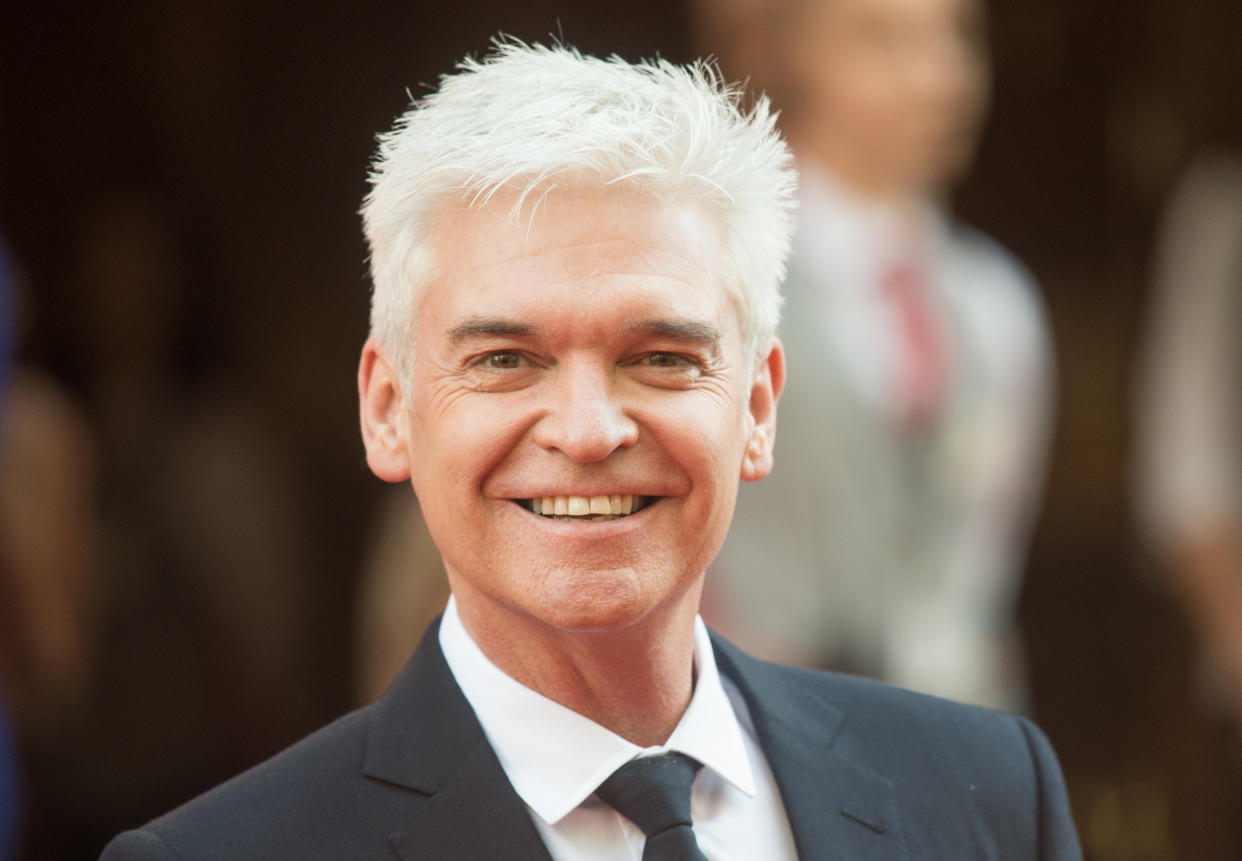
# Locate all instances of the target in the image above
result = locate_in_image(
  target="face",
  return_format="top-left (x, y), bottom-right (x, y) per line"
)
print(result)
top-left (791, 0), bottom-right (990, 193)
top-left (359, 186), bottom-right (782, 641)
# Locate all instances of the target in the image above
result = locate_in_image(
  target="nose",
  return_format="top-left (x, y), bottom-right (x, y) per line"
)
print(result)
top-left (532, 361), bottom-right (639, 463)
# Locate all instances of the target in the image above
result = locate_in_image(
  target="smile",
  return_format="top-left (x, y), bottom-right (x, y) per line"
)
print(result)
top-left (519, 494), bottom-right (651, 521)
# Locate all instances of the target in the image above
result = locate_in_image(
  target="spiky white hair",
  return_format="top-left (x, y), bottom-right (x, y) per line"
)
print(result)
top-left (361, 40), bottom-right (798, 384)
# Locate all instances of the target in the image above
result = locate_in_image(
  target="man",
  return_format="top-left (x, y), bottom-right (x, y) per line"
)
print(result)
top-left (704, 0), bottom-right (1054, 712)
top-left (101, 42), bottom-right (1080, 860)
top-left (1137, 152), bottom-right (1242, 728)
top-left (1133, 149), bottom-right (1242, 859)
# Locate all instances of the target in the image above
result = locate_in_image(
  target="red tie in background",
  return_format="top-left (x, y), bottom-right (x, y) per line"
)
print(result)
top-left (881, 256), bottom-right (946, 432)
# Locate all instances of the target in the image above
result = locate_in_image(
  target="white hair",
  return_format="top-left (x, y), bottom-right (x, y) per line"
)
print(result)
top-left (361, 40), bottom-right (798, 384)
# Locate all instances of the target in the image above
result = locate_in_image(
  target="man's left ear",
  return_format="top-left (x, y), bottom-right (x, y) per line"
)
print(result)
top-left (740, 338), bottom-right (785, 482)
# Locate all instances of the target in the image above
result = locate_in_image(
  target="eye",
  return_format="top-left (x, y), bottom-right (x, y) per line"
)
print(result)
top-left (485, 351), bottom-right (523, 369)
top-left (633, 352), bottom-right (704, 386)
top-left (645, 352), bottom-right (687, 368)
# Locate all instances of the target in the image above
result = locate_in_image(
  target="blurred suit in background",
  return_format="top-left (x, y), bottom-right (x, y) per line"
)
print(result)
top-left (700, 0), bottom-right (1054, 711)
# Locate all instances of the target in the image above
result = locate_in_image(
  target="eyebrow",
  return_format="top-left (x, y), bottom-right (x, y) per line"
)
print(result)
top-left (446, 317), bottom-right (537, 344)
top-left (445, 316), bottom-right (722, 349)
top-left (624, 319), bottom-right (721, 347)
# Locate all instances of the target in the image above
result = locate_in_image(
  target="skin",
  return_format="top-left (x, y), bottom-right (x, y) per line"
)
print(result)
top-left (359, 186), bottom-right (784, 746)
top-left (783, 0), bottom-right (991, 200)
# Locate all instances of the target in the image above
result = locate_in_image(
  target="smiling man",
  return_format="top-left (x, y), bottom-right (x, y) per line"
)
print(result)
top-left (101, 42), bottom-right (1080, 860)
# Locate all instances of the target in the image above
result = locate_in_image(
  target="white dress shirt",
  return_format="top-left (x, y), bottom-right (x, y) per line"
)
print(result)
top-left (438, 597), bottom-right (798, 861)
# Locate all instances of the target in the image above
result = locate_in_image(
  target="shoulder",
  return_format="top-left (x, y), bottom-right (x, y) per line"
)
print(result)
top-left (822, 672), bottom-right (1078, 856)
top-left (1167, 150), bottom-right (1242, 221)
top-left (761, 656), bottom-right (1042, 758)
top-left (946, 223), bottom-right (1046, 321)
top-left (716, 639), bottom-right (1081, 858)
top-left (99, 707), bottom-right (387, 861)
top-left (98, 621), bottom-right (482, 861)
top-left (1156, 152), bottom-right (1242, 275)
top-left (773, 656), bottom-right (1060, 776)
top-left (808, 666), bottom-right (1055, 771)
top-left (719, 634), bottom-right (1048, 764)
top-left (942, 223), bottom-right (1053, 380)
top-left (947, 222), bottom-right (1036, 288)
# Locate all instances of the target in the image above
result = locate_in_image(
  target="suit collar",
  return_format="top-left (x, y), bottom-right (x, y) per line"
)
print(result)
top-left (361, 618), bottom-right (906, 861)
top-left (439, 599), bottom-right (757, 824)
top-left (363, 619), bottom-right (553, 861)
top-left (711, 632), bottom-right (910, 861)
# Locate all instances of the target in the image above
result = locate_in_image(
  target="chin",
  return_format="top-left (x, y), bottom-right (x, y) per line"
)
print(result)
top-left (519, 565), bottom-right (677, 634)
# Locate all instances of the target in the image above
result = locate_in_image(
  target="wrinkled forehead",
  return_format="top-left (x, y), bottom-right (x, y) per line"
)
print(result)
top-left (418, 184), bottom-right (739, 326)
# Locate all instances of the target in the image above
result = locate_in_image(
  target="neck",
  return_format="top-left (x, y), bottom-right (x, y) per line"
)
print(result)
top-left (451, 582), bottom-right (702, 748)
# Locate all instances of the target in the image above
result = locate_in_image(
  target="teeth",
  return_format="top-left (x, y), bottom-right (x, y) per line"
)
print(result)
top-left (527, 494), bottom-right (641, 518)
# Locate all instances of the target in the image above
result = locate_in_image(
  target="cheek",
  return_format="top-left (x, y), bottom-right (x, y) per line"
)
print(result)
top-left (657, 398), bottom-right (750, 495)
top-left (407, 395), bottom-right (532, 497)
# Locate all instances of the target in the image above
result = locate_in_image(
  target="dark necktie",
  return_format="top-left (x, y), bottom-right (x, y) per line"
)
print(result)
top-left (594, 752), bottom-right (710, 861)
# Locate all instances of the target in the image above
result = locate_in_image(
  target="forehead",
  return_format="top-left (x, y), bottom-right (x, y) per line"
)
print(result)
top-left (418, 186), bottom-right (734, 334)
top-left (799, 0), bottom-right (981, 29)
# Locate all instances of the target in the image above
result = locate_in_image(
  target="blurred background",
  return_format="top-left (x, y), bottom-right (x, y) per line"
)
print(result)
top-left (0, 1), bottom-right (1238, 858)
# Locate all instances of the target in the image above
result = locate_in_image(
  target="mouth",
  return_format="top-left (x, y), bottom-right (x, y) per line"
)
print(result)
top-left (518, 494), bottom-right (653, 522)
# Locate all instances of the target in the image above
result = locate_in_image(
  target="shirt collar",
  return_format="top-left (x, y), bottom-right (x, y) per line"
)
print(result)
top-left (438, 596), bottom-right (756, 825)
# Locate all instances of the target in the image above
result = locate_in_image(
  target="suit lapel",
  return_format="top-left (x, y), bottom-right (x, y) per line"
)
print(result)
top-left (711, 633), bottom-right (909, 861)
top-left (389, 737), bottom-right (553, 861)
top-left (363, 620), bottom-right (553, 861)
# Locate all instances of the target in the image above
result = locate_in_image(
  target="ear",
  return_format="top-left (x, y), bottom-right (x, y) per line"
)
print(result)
top-left (358, 337), bottom-right (412, 483)
top-left (740, 338), bottom-right (786, 483)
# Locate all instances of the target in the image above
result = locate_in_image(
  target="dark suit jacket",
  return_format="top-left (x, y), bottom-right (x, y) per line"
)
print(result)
top-left (101, 620), bottom-right (1081, 860)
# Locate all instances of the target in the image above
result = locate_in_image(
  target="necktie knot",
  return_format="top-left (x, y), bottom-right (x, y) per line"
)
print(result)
top-left (595, 753), bottom-right (709, 860)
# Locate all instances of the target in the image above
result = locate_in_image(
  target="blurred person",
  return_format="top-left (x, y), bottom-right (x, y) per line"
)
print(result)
top-left (17, 185), bottom-right (325, 856)
top-left (0, 367), bottom-right (99, 734)
top-left (0, 233), bottom-right (103, 860)
top-left (102, 42), bottom-right (1079, 860)
top-left (76, 186), bottom-right (319, 754)
top-left (1134, 151), bottom-right (1242, 728)
top-left (0, 237), bottom-right (98, 735)
top-left (702, 0), bottom-right (1055, 711)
